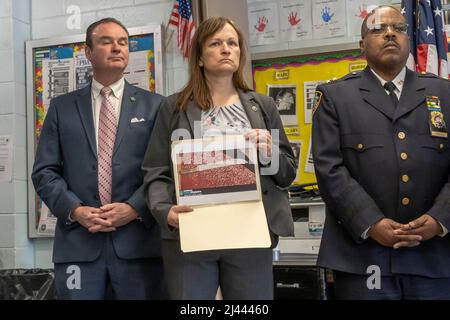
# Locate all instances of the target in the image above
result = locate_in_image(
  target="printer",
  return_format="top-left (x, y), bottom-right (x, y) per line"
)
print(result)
top-left (272, 183), bottom-right (330, 299)
top-left (274, 183), bottom-right (325, 265)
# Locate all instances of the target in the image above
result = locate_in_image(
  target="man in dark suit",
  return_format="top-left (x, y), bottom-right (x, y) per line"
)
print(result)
top-left (32, 18), bottom-right (163, 299)
top-left (312, 6), bottom-right (450, 299)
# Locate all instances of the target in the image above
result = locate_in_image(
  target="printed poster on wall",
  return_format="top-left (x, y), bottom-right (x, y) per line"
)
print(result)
top-left (304, 81), bottom-right (326, 123)
top-left (0, 136), bottom-right (13, 182)
top-left (305, 136), bottom-right (315, 173)
top-left (346, 0), bottom-right (388, 37)
top-left (312, 0), bottom-right (347, 39)
top-left (279, 0), bottom-right (313, 41)
top-left (74, 49), bottom-right (92, 90)
top-left (248, 1), bottom-right (279, 46)
top-left (42, 58), bottom-right (74, 113)
top-left (288, 139), bottom-right (302, 182)
top-left (124, 51), bottom-right (150, 90)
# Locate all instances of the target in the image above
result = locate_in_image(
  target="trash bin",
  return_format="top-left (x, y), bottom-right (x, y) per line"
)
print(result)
top-left (0, 269), bottom-right (56, 300)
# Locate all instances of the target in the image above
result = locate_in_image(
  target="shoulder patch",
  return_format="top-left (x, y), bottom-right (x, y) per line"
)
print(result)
top-left (312, 90), bottom-right (323, 116)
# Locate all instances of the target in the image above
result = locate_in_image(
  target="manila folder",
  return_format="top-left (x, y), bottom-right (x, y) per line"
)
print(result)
top-left (178, 201), bottom-right (271, 253)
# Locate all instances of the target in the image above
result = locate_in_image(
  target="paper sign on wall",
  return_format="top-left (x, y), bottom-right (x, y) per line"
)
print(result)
top-left (0, 136), bottom-right (13, 182)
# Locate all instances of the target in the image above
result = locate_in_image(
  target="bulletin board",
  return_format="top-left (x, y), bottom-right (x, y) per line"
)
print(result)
top-left (26, 24), bottom-right (163, 238)
top-left (252, 50), bottom-right (367, 185)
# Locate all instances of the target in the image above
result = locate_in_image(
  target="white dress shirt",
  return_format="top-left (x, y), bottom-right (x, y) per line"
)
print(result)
top-left (371, 66), bottom-right (406, 101)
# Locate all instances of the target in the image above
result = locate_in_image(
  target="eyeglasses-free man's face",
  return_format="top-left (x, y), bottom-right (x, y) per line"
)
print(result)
top-left (85, 22), bottom-right (129, 75)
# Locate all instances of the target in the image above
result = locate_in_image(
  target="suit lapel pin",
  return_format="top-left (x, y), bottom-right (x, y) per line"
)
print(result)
top-left (252, 105), bottom-right (258, 112)
top-left (130, 96), bottom-right (136, 102)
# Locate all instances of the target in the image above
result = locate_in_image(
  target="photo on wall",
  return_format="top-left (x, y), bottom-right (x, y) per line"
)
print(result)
top-left (267, 84), bottom-right (298, 126)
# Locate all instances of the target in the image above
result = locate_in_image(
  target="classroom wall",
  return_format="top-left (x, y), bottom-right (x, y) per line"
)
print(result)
top-left (0, 0), bottom-right (34, 269)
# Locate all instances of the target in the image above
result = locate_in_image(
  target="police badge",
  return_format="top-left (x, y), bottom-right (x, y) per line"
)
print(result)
top-left (426, 96), bottom-right (448, 138)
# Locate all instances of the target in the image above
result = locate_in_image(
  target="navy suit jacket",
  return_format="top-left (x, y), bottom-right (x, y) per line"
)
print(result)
top-left (32, 80), bottom-right (163, 263)
top-left (312, 67), bottom-right (450, 277)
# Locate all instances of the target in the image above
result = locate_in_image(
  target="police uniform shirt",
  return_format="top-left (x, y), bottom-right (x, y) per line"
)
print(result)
top-left (371, 66), bottom-right (405, 101)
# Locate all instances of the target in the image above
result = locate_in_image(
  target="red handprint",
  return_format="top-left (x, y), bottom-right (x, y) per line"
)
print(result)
top-left (358, 6), bottom-right (368, 19)
top-left (288, 12), bottom-right (301, 26)
top-left (254, 16), bottom-right (268, 32)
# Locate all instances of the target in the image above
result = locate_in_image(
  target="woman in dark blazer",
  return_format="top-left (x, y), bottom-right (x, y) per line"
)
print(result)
top-left (142, 17), bottom-right (296, 300)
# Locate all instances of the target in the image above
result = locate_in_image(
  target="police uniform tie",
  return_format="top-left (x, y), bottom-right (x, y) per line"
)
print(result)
top-left (384, 81), bottom-right (398, 107)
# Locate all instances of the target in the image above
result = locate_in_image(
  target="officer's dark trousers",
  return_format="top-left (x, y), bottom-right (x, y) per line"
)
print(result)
top-left (334, 271), bottom-right (450, 300)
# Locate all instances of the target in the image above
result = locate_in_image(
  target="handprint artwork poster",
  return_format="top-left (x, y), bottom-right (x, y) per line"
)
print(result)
top-left (312, 0), bottom-right (346, 39)
top-left (346, 0), bottom-right (387, 36)
top-left (248, 1), bottom-right (279, 46)
top-left (279, 0), bottom-right (312, 41)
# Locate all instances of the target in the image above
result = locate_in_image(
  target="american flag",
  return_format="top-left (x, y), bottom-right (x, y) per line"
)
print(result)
top-left (168, 0), bottom-right (195, 58)
top-left (401, 0), bottom-right (449, 78)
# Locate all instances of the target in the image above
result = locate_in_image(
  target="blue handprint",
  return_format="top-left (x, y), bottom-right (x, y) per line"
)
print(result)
top-left (321, 6), bottom-right (334, 23)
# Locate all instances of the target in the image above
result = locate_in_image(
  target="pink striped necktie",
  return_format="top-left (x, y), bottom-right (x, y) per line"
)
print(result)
top-left (98, 86), bottom-right (117, 205)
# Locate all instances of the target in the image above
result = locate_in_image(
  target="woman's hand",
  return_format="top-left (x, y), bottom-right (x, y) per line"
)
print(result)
top-left (245, 129), bottom-right (272, 164)
top-left (167, 205), bottom-right (194, 229)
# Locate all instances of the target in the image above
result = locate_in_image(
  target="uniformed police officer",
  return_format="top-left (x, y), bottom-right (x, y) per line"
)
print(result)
top-left (312, 5), bottom-right (450, 299)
